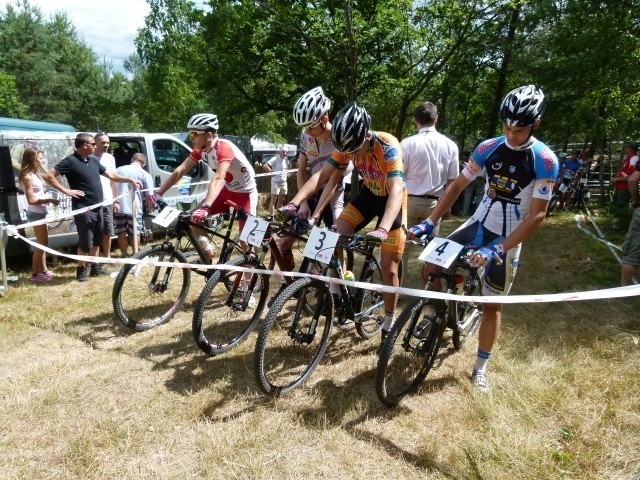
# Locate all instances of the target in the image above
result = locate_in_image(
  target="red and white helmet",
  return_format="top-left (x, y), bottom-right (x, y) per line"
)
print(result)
top-left (293, 87), bottom-right (331, 127)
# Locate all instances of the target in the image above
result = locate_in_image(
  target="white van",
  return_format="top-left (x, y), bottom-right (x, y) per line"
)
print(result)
top-left (0, 130), bottom-right (211, 257)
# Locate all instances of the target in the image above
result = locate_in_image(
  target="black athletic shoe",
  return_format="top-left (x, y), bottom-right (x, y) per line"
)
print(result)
top-left (90, 264), bottom-right (110, 277)
top-left (76, 266), bottom-right (90, 282)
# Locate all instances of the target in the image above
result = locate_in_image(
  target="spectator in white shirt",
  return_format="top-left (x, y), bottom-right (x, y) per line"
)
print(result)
top-left (262, 147), bottom-right (289, 215)
top-left (401, 101), bottom-right (459, 237)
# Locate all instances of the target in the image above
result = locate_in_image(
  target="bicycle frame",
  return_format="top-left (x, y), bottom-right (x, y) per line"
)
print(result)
top-left (328, 239), bottom-right (382, 323)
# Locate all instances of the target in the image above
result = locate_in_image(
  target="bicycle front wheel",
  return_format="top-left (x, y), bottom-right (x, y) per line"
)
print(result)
top-left (376, 297), bottom-right (445, 407)
top-left (192, 256), bottom-right (268, 356)
top-left (112, 244), bottom-right (191, 331)
top-left (254, 278), bottom-right (333, 396)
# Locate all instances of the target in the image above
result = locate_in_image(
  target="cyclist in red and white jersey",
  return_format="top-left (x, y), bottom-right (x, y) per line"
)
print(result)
top-left (150, 113), bottom-right (257, 228)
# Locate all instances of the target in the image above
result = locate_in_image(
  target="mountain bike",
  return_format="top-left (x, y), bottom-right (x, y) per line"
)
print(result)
top-left (191, 212), bottom-right (330, 356)
top-left (570, 176), bottom-right (590, 210)
top-left (111, 200), bottom-right (243, 331)
top-left (376, 236), bottom-right (483, 407)
top-left (254, 231), bottom-right (401, 397)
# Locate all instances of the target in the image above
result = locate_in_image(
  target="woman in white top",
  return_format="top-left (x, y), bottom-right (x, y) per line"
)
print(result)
top-left (19, 148), bottom-right (59, 282)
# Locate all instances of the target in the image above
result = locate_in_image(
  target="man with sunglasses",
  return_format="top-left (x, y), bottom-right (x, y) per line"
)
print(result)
top-left (280, 102), bottom-right (406, 350)
top-left (149, 113), bottom-right (257, 231)
top-left (44, 133), bottom-right (142, 281)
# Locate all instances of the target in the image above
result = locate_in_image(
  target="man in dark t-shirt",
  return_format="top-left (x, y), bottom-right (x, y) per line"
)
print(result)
top-left (44, 133), bottom-right (142, 281)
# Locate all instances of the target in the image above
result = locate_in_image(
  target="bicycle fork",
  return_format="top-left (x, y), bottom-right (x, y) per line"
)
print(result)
top-left (287, 285), bottom-right (327, 345)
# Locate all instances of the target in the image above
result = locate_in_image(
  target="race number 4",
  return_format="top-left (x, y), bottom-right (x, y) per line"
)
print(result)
top-left (303, 226), bottom-right (340, 264)
top-left (418, 237), bottom-right (464, 269)
top-left (240, 216), bottom-right (269, 247)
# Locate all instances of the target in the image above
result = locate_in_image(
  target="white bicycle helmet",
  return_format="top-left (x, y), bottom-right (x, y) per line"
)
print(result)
top-left (187, 113), bottom-right (219, 131)
top-left (292, 87), bottom-right (331, 127)
top-left (498, 85), bottom-right (545, 127)
top-left (331, 102), bottom-right (371, 154)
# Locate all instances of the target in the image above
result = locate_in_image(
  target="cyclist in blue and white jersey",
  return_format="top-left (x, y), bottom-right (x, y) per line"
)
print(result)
top-left (558, 149), bottom-right (583, 210)
top-left (408, 85), bottom-right (559, 392)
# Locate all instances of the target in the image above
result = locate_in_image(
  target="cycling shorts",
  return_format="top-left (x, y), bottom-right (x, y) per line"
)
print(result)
top-left (207, 187), bottom-right (258, 231)
top-left (447, 219), bottom-right (521, 296)
top-left (338, 186), bottom-right (407, 254)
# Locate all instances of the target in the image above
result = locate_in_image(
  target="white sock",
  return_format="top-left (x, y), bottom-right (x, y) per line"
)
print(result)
top-left (473, 348), bottom-right (491, 372)
top-left (382, 311), bottom-right (395, 332)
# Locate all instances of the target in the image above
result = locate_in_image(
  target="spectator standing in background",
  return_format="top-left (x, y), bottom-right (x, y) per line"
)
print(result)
top-left (611, 141), bottom-right (639, 230)
top-left (262, 147), bottom-right (289, 215)
top-left (18, 148), bottom-right (60, 282)
top-left (620, 157), bottom-right (640, 285)
top-left (401, 101), bottom-right (459, 237)
top-left (94, 132), bottom-right (117, 273)
top-left (114, 153), bottom-right (153, 256)
top-left (43, 133), bottom-right (142, 282)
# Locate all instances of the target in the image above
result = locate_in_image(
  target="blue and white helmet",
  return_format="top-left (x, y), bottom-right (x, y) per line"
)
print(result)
top-left (187, 113), bottom-right (219, 131)
top-left (293, 87), bottom-right (331, 127)
top-left (498, 85), bottom-right (545, 127)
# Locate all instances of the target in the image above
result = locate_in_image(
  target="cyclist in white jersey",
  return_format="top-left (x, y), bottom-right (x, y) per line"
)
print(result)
top-left (408, 85), bottom-right (559, 392)
top-left (150, 113), bottom-right (258, 230)
top-left (278, 87), bottom-right (351, 270)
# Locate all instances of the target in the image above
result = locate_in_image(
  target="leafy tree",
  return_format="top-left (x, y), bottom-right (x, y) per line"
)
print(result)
top-left (0, 70), bottom-right (28, 117)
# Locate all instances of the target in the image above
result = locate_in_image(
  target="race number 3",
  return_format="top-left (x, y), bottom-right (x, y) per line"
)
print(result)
top-left (240, 216), bottom-right (269, 247)
top-left (418, 237), bottom-right (464, 269)
top-left (303, 226), bottom-right (340, 264)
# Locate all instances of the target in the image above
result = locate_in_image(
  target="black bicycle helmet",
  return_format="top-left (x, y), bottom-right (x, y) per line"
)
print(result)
top-left (331, 102), bottom-right (371, 154)
top-left (498, 85), bottom-right (545, 127)
top-left (292, 87), bottom-right (331, 127)
top-left (187, 113), bottom-right (219, 131)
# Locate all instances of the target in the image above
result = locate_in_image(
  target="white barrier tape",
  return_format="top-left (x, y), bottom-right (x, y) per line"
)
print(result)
top-left (574, 213), bottom-right (622, 253)
top-left (8, 227), bottom-right (640, 304)
top-left (12, 194), bottom-right (129, 232)
top-left (15, 169), bottom-right (299, 232)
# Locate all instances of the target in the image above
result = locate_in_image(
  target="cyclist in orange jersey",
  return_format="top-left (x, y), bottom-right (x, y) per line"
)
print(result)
top-left (280, 102), bottom-right (407, 350)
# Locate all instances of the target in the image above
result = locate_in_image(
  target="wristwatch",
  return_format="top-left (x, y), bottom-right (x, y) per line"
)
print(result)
top-left (200, 201), bottom-right (211, 209)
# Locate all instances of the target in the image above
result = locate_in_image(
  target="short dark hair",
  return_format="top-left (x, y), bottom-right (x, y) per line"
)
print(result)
top-left (75, 133), bottom-right (94, 148)
top-left (413, 102), bottom-right (438, 125)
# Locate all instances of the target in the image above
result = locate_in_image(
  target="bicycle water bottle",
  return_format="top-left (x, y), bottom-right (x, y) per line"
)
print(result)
top-left (454, 274), bottom-right (465, 295)
top-left (198, 235), bottom-right (216, 258)
top-left (342, 270), bottom-right (356, 295)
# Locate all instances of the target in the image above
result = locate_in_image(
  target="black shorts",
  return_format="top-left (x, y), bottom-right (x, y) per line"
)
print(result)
top-left (74, 208), bottom-right (104, 252)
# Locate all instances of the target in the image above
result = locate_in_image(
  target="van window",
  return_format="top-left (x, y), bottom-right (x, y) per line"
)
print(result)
top-left (111, 140), bottom-right (144, 169)
top-left (153, 138), bottom-right (198, 176)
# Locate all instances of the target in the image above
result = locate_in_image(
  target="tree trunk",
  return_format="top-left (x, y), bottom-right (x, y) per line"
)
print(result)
top-left (486, 5), bottom-right (521, 138)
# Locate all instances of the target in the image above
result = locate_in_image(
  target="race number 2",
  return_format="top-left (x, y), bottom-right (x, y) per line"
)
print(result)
top-left (240, 216), bottom-right (269, 247)
top-left (418, 237), bottom-right (464, 269)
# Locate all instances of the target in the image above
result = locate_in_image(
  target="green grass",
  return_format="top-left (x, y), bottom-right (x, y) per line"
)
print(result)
top-left (0, 207), bottom-right (639, 479)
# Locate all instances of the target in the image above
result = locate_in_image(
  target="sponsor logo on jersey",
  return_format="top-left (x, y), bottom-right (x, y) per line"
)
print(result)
top-left (465, 158), bottom-right (481, 175)
top-left (476, 138), bottom-right (499, 155)
top-left (491, 162), bottom-right (503, 170)
top-left (541, 149), bottom-right (556, 171)
top-left (538, 184), bottom-right (549, 195)
top-left (384, 146), bottom-right (400, 162)
top-left (509, 166), bottom-right (516, 173)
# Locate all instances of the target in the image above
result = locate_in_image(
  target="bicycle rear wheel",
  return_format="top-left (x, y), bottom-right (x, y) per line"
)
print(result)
top-left (376, 296), bottom-right (445, 407)
top-left (112, 244), bottom-right (191, 331)
top-left (254, 278), bottom-right (333, 396)
top-left (452, 273), bottom-right (482, 350)
top-left (192, 256), bottom-right (268, 356)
